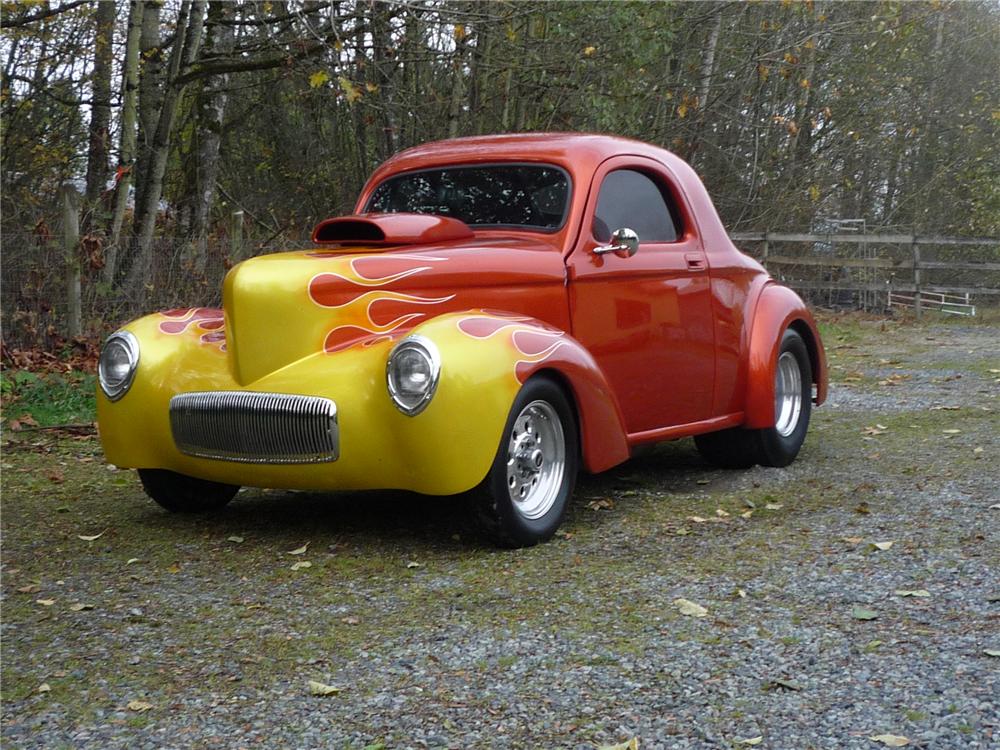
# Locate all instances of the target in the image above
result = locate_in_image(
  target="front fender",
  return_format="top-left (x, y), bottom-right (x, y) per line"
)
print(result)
top-left (744, 284), bottom-right (828, 429)
top-left (417, 311), bottom-right (630, 474)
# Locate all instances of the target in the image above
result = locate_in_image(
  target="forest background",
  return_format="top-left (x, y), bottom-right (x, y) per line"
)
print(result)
top-left (1, 0), bottom-right (999, 349)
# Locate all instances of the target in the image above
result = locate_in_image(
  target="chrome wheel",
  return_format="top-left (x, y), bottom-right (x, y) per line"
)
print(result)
top-left (774, 350), bottom-right (803, 438)
top-left (505, 400), bottom-right (566, 520)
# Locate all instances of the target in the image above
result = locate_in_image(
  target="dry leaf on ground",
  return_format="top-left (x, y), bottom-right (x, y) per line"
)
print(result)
top-left (894, 589), bottom-right (930, 598)
top-left (852, 606), bottom-right (879, 620)
top-left (126, 700), bottom-right (153, 712)
top-left (78, 531), bottom-right (105, 541)
top-left (869, 734), bottom-right (909, 747)
top-left (674, 598), bottom-right (708, 617)
top-left (290, 561), bottom-right (312, 571)
top-left (308, 680), bottom-right (342, 696)
top-left (597, 738), bottom-right (639, 750)
top-left (287, 543), bottom-right (309, 555)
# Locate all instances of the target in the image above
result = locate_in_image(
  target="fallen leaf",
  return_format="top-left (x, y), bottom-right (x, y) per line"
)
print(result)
top-left (863, 425), bottom-right (888, 436)
top-left (942, 429), bottom-right (961, 434)
top-left (308, 680), bottom-right (342, 696)
top-left (48, 470), bottom-right (64, 483)
top-left (587, 498), bottom-right (615, 511)
top-left (36, 599), bottom-right (56, 607)
top-left (735, 738), bottom-right (763, 746)
top-left (166, 564), bottom-right (181, 574)
top-left (765, 503), bottom-right (784, 510)
top-left (38, 683), bottom-right (51, 693)
top-left (991, 504), bottom-right (1000, 510)
top-left (984, 649), bottom-right (1000, 657)
top-left (69, 603), bottom-right (94, 612)
top-left (894, 589), bottom-right (930, 598)
top-left (597, 739), bottom-right (639, 750)
top-left (16, 584), bottom-right (39, 594)
top-left (695, 479), bottom-right (711, 485)
top-left (78, 531), bottom-right (105, 541)
top-left (227, 536), bottom-right (245, 544)
top-left (687, 515), bottom-right (708, 523)
top-left (871, 541), bottom-right (894, 551)
top-left (735, 588), bottom-right (747, 599)
top-left (290, 561), bottom-right (312, 571)
top-left (869, 734), bottom-right (909, 747)
top-left (842, 536), bottom-right (864, 545)
top-left (405, 561), bottom-right (422, 569)
top-left (287, 543), bottom-right (309, 555)
top-left (674, 598), bottom-right (708, 618)
top-left (854, 502), bottom-right (871, 515)
top-left (126, 558), bottom-right (140, 565)
top-left (741, 510), bottom-right (754, 519)
top-left (341, 616), bottom-right (360, 625)
top-left (127, 700), bottom-right (153, 712)
top-left (852, 606), bottom-right (879, 621)
top-left (715, 509), bottom-right (730, 518)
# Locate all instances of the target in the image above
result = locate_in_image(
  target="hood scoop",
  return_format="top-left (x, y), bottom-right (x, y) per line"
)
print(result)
top-left (311, 213), bottom-right (474, 248)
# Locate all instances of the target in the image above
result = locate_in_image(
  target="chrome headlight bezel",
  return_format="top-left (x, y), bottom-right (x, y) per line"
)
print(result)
top-left (386, 335), bottom-right (440, 416)
top-left (98, 330), bottom-right (140, 402)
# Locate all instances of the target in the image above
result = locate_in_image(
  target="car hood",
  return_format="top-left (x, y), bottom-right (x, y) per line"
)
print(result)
top-left (223, 238), bottom-right (566, 385)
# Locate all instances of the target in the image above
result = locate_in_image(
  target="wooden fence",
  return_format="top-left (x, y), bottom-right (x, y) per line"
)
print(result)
top-left (730, 231), bottom-right (1000, 316)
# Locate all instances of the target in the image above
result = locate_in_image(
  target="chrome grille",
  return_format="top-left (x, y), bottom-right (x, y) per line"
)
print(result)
top-left (170, 392), bottom-right (338, 464)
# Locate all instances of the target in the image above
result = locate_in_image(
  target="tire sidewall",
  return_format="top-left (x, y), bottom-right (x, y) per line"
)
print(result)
top-left (485, 376), bottom-right (578, 546)
top-left (757, 329), bottom-right (812, 467)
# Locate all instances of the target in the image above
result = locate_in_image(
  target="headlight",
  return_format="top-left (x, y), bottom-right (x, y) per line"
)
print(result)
top-left (98, 331), bottom-right (140, 401)
top-left (386, 335), bottom-right (440, 416)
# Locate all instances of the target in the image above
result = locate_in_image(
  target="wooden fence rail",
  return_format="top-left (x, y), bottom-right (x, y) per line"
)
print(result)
top-left (729, 231), bottom-right (1000, 313)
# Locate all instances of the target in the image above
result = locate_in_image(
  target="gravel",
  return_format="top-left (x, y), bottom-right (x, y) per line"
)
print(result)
top-left (2, 316), bottom-right (998, 748)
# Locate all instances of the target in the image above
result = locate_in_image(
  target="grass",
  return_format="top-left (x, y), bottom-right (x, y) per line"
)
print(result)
top-left (1, 369), bottom-right (96, 427)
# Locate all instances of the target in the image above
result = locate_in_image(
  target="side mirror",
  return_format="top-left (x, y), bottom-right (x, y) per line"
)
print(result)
top-left (593, 227), bottom-right (639, 258)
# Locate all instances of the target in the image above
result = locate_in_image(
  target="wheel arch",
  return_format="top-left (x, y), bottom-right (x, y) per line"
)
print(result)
top-left (744, 284), bottom-right (827, 429)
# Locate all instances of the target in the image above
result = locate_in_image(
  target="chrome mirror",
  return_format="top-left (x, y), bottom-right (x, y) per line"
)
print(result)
top-left (594, 227), bottom-right (639, 258)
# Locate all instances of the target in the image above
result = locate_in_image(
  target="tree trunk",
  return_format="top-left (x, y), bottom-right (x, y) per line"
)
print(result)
top-left (187, 0), bottom-right (235, 269)
top-left (84, 0), bottom-right (114, 211)
top-left (132, 0), bottom-right (164, 233)
top-left (125, 0), bottom-right (206, 296)
top-left (105, 0), bottom-right (144, 286)
top-left (60, 184), bottom-right (82, 337)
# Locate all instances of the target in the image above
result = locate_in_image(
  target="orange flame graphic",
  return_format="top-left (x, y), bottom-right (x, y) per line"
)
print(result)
top-left (457, 311), bottom-right (565, 382)
top-left (308, 255), bottom-right (454, 353)
top-left (158, 308), bottom-right (226, 351)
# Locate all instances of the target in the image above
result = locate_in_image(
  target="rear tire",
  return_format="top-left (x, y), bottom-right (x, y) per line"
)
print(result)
top-left (695, 328), bottom-right (812, 469)
top-left (476, 376), bottom-right (578, 548)
top-left (138, 469), bottom-right (239, 513)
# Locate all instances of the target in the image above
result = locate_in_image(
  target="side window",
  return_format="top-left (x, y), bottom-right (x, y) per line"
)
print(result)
top-left (592, 169), bottom-right (680, 243)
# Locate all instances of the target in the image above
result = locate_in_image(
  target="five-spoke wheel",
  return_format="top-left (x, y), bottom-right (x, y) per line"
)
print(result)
top-left (478, 376), bottom-right (578, 547)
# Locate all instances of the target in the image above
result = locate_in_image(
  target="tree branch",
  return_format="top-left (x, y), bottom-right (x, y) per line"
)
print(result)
top-left (1, 0), bottom-right (90, 29)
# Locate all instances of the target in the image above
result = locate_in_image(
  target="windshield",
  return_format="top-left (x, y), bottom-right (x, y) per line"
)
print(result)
top-left (365, 164), bottom-right (570, 231)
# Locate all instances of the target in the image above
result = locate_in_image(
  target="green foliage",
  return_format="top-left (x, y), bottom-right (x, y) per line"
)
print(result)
top-left (1, 370), bottom-right (96, 427)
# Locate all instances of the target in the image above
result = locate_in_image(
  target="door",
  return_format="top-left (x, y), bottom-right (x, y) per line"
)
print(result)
top-left (567, 157), bottom-right (716, 435)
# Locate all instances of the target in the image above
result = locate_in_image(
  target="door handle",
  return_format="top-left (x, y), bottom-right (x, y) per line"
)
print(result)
top-left (685, 253), bottom-right (706, 271)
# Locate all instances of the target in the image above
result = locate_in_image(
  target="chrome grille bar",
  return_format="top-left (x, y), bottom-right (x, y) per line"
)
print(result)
top-left (170, 392), bottom-right (339, 464)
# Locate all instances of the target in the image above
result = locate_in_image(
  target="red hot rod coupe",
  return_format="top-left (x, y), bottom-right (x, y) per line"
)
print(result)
top-left (97, 133), bottom-right (827, 546)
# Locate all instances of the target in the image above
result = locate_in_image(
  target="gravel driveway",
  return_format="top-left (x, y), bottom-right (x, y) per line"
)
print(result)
top-left (2, 314), bottom-right (998, 749)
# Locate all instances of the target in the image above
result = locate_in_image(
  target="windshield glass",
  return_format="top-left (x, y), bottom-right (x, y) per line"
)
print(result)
top-left (365, 164), bottom-right (570, 231)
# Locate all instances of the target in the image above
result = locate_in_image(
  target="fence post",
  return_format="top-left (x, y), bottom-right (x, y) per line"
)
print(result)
top-left (761, 231), bottom-right (770, 264)
top-left (60, 183), bottom-right (82, 338)
top-left (911, 238), bottom-right (922, 319)
top-left (231, 210), bottom-right (244, 261)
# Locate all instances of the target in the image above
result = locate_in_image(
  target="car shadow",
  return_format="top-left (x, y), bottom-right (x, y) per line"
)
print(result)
top-left (130, 439), bottom-right (717, 548)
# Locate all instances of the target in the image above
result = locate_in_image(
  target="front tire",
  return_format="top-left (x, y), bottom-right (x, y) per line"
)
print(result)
top-left (138, 469), bottom-right (239, 513)
top-left (476, 376), bottom-right (578, 547)
top-left (695, 328), bottom-right (812, 469)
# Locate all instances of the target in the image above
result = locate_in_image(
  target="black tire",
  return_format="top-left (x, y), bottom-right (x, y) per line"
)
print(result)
top-left (756, 328), bottom-right (812, 467)
top-left (476, 376), bottom-right (579, 548)
top-left (138, 469), bottom-right (239, 513)
top-left (695, 328), bottom-right (812, 469)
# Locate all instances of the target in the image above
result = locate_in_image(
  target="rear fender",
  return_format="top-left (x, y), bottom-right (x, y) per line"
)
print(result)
top-left (744, 284), bottom-right (827, 429)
